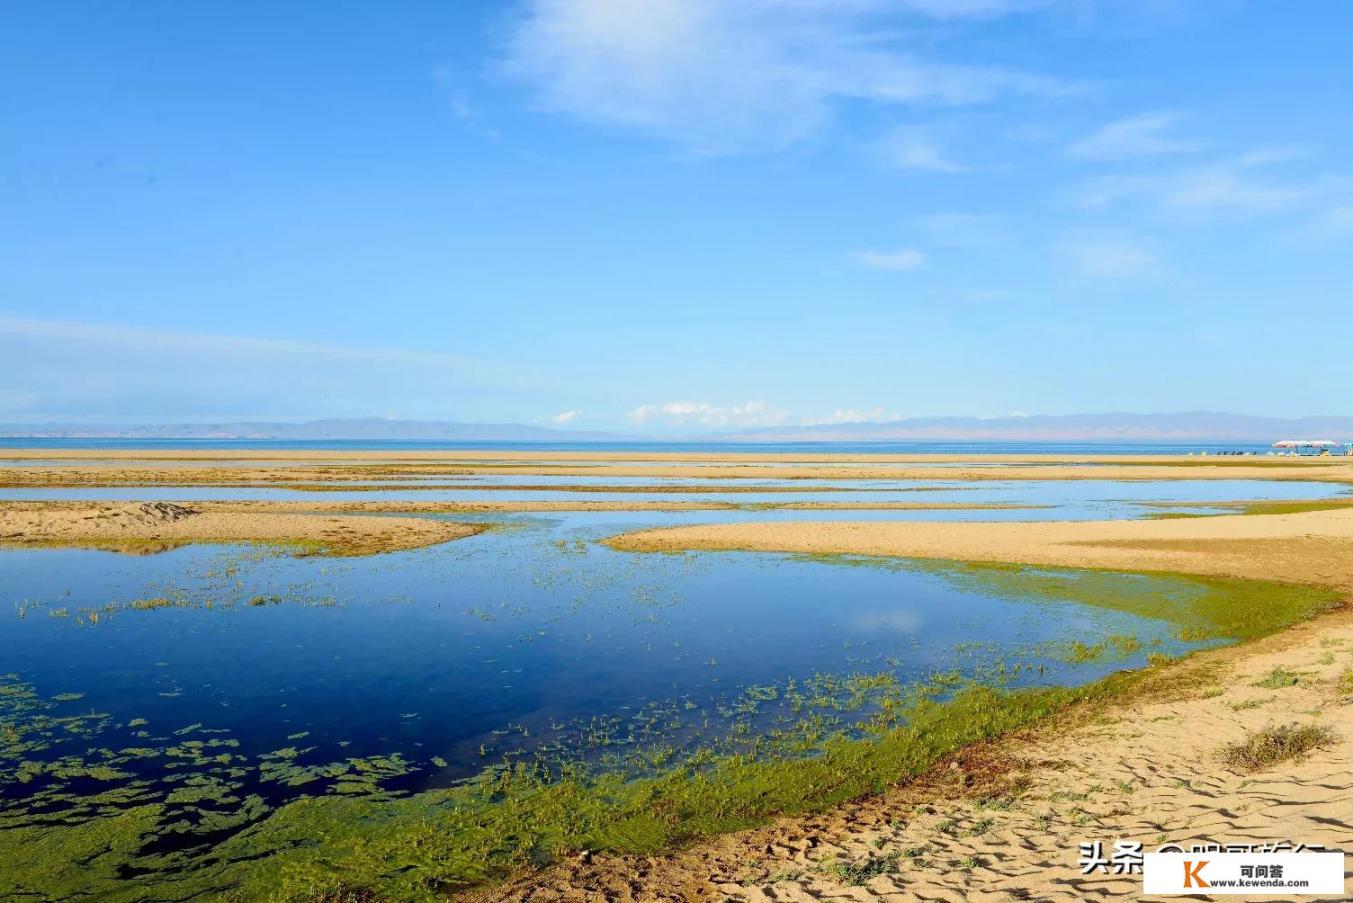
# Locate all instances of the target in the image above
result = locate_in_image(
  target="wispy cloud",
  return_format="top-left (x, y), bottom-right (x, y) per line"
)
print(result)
top-left (1074, 151), bottom-right (1336, 216)
top-left (627, 400), bottom-right (789, 429)
top-left (1068, 110), bottom-right (1198, 159)
top-left (1055, 231), bottom-right (1161, 279)
top-left (852, 247), bottom-right (927, 271)
top-left (434, 66), bottom-right (503, 140)
top-left (0, 316), bottom-right (541, 421)
top-left (807, 407), bottom-right (901, 425)
top-left (503, 0), bottom-right (1071, 155)
top-left (548, 409), bottom-right (580, 424)
top-left (1286, 203), bottom-right (1353, 246)
top-left (871, 125), bottom-right (968, 172)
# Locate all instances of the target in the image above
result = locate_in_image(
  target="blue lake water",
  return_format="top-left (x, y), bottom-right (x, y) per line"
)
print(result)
top-left (0, 500), bottom-right (1260, 806)
top-left (0, 470), bottom-right (1341, 864)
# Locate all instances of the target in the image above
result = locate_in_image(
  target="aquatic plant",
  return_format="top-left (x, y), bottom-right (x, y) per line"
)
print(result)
top-left (0, 540), bottom-right (1341, 900)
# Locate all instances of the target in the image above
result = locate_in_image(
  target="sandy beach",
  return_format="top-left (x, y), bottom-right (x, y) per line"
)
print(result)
top-left (0, 500), bottom-right (484, 556)
top-left (607, 508), bottom-right (1353, 592)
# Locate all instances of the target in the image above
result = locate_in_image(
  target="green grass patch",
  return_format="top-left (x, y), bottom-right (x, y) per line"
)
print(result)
top-left (1336, 669), bottom-right (1353, 696)
top-left (826, 850), bottom-right (900, 885)
top-left (1146, 498), bottom-right (1353, 519)
top-left (905, 561), bottom-right (1339, 643)
top-left (1253, 666), bottom-right (1304, 689)
top-left (1220, 722), bottom-right (1336, 771)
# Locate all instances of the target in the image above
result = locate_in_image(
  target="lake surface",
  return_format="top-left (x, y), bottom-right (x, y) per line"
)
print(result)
top-left (0, 498), bottom-right (1299, 815)
top-left (0, 468), bottom-right (1345, 884)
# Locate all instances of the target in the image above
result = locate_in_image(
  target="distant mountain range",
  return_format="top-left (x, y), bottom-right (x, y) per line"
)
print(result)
top-left (0, 417), bottom-right (626, 441)
top-left (719, 412), bottom-right (1353, 443)
top-left (0, 413), bottom-right (1349, 443)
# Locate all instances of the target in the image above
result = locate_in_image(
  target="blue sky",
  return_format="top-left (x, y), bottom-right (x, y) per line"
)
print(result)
top-left (3, 1), bottom-right (1351, 433)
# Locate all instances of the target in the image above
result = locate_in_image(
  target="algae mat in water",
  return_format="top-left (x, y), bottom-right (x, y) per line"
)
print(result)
top-left (0, 554), bottom-right (1334, 901)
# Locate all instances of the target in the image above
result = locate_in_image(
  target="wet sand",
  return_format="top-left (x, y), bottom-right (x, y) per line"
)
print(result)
top-left (0, 499), bottom-right (1036, 557)
top-left (606, 508), bottom-right (1353, 591)
top-left (0, 501), bottom-right (484, 556)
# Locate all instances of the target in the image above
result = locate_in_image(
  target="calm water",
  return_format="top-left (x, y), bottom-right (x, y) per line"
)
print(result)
top-left (0, 469), bottom-right (1342, 853)
top-left (0, 500), bottom-right (1261, 810)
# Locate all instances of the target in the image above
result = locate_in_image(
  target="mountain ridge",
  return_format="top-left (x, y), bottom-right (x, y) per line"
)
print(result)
top-left (717, 412), bottom-right (1353, 442)
top-left (0, 417), bottom-right (626, 441)
top-left (1, 413), bottom-right (1350, 443)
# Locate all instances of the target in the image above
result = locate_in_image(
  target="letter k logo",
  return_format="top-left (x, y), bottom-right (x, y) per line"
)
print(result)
top-left (1183, 860), bottom-right (1210, 888)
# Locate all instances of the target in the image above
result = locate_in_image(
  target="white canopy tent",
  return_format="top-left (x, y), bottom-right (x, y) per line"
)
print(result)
top-left (1272, 439), bottom-right (1342, 455)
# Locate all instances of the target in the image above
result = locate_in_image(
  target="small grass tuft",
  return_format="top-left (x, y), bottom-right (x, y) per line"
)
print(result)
top-left (827, 851), bottom-right (900, 885)
top-left (1252, 666), bottom-right (1302, 689)
top-left (1220, 722), bottom-right (1335, 772)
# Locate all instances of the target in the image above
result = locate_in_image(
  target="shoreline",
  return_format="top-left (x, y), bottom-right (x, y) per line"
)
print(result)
top-left (479, 603), bottom-right (1353, 901)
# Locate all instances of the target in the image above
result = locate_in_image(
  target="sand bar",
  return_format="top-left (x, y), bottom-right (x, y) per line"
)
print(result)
top-left (607, 508), bottom-right (1353, 591)
top-left (0, 501), bottom-right (484, 556)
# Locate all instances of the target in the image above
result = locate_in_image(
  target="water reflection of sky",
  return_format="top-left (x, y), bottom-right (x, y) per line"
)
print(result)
top-left (3, 503), bottom-right (1224, 792)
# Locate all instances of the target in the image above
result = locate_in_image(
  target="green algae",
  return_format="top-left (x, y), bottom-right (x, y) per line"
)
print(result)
top-left (0, 672), bottom-right (1153, 901)
top-left (796, 555), bottom-right (1339, 642)
top-left (0, 561), bottom-right (1342, 900)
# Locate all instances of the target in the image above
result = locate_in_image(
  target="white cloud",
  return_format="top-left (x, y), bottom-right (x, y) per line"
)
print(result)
top-left (872, 125), bottom-right (968, 172)
top-left (852, 247), bottom-right (927, 271)
top-left (1068, 110), bottom-right (1198, 159)
top-left (1055, 232), bottom-right (1161, 279)
top-left (1074, 152), bottom-right (1333, 216)
top-left (548, 409), bottom-right (580, 424)
top-left (503, 0), bottom-right (1070, 155)
top-left (1288, 203), bottom-right (1353, 245)
top-left (1163, 169), bottom-right (1309, 212)
top-left (808, 407), bottom-right (901, 425)
top-left (1233, 146), bottom-right (1310, 168)
top-left (627, 400), bottom-right (789, 428)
